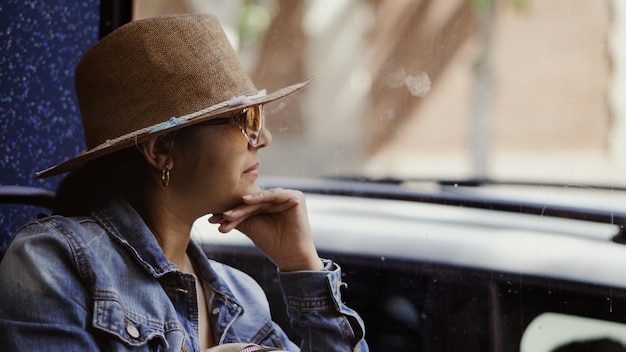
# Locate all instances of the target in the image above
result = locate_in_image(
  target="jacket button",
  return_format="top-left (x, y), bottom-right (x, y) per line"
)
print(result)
top-left (211, 307), bottom-right (220, 315)
top-left (126, 324), bottom-right (140, 339)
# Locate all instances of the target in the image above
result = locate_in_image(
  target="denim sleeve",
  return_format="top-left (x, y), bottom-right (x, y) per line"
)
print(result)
top-left (0, 221), bottom-right (99, 351)
top-left (277, 259), bottom-right (369, 352)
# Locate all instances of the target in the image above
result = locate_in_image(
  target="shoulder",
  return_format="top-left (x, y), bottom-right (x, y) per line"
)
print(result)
top-left (6, 215), bottom-right (103, 261)
top-left (13, 214), bottom-right (97, 237)
top-left (0, 215), bottom-right (97, 305)
top-left (7, 215), bottom-right (97, 250)
top-left (1, 215), bottom-right (105, 285)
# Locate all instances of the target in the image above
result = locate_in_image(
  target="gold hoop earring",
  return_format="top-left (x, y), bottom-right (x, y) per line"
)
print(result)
top-left (161, 165), bottom-right (170, 187)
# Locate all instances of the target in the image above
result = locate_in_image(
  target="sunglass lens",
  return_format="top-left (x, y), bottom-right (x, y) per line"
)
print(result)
top-left (244, 105), bottom-right (264, 146)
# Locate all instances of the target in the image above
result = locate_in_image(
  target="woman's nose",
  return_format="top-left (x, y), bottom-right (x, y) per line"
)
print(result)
top-left (252, 127), bottom-right (272, 149)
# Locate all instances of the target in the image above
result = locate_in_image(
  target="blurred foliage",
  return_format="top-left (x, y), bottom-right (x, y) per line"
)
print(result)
top-left (238, 0), bottom-right (271, 45)
top-left (473, 0), bottom-right (529, 14)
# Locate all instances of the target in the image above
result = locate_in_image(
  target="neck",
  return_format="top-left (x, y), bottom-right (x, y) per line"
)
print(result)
top-left (153, 225), bottom-right (191, 269)
top-left (136, 194), bottom-right (194, 270)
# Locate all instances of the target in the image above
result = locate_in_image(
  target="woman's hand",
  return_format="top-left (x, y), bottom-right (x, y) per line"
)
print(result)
top-left (208, 188), bottom-right (324, 272)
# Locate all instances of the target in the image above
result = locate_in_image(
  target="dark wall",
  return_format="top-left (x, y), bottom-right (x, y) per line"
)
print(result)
top-left (0, 0), bottom-right (100, 244)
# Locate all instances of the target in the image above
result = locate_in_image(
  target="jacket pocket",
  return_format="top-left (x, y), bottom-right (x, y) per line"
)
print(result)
top-left (92, 294), bottom-right (170, 349)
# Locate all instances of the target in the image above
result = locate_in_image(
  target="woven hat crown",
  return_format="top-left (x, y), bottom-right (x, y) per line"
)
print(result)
top-left (76, 13), bottom-right (256, 149)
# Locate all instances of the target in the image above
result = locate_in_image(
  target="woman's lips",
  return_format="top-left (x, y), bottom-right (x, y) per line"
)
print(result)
top-left (244, 163), bottom-right (259, 177)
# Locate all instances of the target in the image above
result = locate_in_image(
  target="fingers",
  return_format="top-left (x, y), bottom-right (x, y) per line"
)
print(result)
top-left (208, 188), bottom-right (304, 233)
top-left (230, 188), bottom-right (303, 219)
top-left (242, 188), bottom-right (301, 208)
top-left (207, 212), bottom-right (248, 233)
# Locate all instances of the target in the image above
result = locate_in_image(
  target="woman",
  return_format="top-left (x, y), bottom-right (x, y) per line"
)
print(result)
top-left (0, 14), bottom-right (368, 352)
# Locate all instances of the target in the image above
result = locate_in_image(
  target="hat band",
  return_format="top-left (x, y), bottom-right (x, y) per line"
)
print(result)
top-left (83, 89), bottom-right (268, 156)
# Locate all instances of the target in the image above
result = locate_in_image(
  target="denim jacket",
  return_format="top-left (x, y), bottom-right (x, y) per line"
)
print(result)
top-left (0, 199), bottom-right (368, 352)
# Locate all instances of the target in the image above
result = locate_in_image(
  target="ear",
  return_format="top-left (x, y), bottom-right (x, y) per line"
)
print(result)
top-left (137, 134), bottom-right (175, 171)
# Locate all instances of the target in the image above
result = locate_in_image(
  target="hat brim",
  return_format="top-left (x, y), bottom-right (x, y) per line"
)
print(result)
top-left (35, 77), bottom-right (313, 179)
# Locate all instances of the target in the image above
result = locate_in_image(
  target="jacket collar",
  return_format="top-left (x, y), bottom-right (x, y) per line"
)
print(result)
top-left (92, 198), bottom-right (179, 277)
top-left (92, 198), bottom-right (243, 305)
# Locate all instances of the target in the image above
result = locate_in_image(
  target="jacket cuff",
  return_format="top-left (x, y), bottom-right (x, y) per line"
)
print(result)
top-left (277, 258), bottom-right (345, 311)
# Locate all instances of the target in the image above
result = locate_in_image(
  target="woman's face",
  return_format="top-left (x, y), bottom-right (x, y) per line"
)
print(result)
top-left (168, 116), bottom-right (272, 219)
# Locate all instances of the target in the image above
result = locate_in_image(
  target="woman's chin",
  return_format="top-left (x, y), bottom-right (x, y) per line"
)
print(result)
top-left (214, 184), bottom-right (262, 213)
top-left (247, 182), bottom-right (262, 195)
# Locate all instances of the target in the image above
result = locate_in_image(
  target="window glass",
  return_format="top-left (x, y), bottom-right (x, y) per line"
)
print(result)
top-left (133, 3), bottom-right (626, 349)
top-left (134, 0), bottom-right (625, 187)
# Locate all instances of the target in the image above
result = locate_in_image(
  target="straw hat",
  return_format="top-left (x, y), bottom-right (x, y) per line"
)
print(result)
top-left (36, 13), bottom-right (311, 178)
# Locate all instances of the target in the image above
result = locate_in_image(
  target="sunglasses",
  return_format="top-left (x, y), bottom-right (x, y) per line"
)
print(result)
top-left (200, 104), bottom-right (265, 147)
